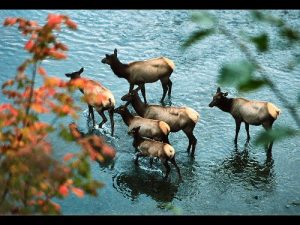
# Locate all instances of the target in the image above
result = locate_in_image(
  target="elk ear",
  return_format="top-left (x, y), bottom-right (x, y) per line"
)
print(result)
top-left (114, 48), bottom-right (117, 56)
top-left (217, 87), bottom-right (221, 93)
top-left (224, 92), bottom-right (228, 96)
top-left (79, 67), bottom-right (84, 74)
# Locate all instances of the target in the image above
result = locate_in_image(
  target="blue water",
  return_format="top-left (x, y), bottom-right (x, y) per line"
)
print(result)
top-left (0, 10), bottom-right (300, 215)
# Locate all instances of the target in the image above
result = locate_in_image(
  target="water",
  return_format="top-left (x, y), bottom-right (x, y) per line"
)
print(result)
top-left (0, 10), bottom-right (300, 215)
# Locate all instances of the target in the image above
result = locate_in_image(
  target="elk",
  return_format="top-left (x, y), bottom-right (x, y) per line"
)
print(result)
top-left (208, 87), bottom-right (281, 151)
top-left (65, 67), bottom-right (115, 136)
top-left (128, 126), bottom-right (182, 180)
top-left (114, 103), bottom-right (170, 143)
top-left (122, 87), bottom-right (199, 157)
top-left (101, 48), bottom-right (174, 104)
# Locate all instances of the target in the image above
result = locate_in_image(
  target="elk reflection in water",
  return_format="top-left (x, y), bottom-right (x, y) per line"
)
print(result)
top-left (216, 143), bottom-right (275, 191)
top-left (112, 165), bottom-right (180, 203)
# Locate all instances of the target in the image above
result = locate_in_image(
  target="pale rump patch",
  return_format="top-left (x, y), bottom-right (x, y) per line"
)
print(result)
top-left (185, 107), bottom-right (200, 124)
top-left (83, 80), bottom-right (115, 109)
top-left (267, 103), bottom-right (281, 119)
top-left (158, 121), bottom-right (171, 135)
top-left (163, 144), bottom-right (175, 158)
top-left (163, 57), bottom-right (175, 70)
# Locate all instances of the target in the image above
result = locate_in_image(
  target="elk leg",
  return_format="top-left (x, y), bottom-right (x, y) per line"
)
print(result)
top-left (190, 134), bottom-right (197, 158)
top-left (108, 108), bottom-right (114, 136)
top-left (129, 83), bottom-right (135, 93)
top-left (170, 156), bottom-right (182, 180)
top-left (134, 152), bottom-right (143, 166)
top-left (234, 120), bottom-right (241, 146)
top-left (162, 159), bottom-right (171, 179)
top-left (140, 83), bottom-right (147, 104)
top-left (149, 157), bottom-right (154, 168)
top-left (88, 105), bottom-right (95, 127)
top-left (160, 80), bottom-right (169, 103)
top-left (245, 123), bottom-right (250, 142)
top-left (97, 109), bottom-right (107, 128)
top-left (263, 120), bottom-right (274, 153)
top-left (167, 79), bottom-right (172, 97)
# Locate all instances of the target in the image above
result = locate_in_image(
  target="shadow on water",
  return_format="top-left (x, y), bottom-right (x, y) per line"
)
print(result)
top-left (215, 142), bottom-right (275, 191)
top-left (112, 165), bottom-right (180, 203)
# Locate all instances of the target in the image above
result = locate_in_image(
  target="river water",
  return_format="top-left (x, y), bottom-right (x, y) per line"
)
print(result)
top-left (0, 10), bottom-right (299, 215)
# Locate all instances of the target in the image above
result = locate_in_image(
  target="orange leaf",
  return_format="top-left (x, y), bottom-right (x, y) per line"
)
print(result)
top-left (38, 67), bottom-right (47, 76)
top-left (31, 103), bottom-right (49, 113)
top-left (2, 79), bottom-right (14, 89)
top-left (65, 19), bottom-right (77, 30)
top-left (72, 187), bottom-right (84, 198)
top-left (3, 17), bottom-right (17, 26)
top-left (24, 40), bottom-right (34, 51)
top-left (63, 153), bottom-right (74, 161)
top-left (102, 145), bottom-right (116, 159)
top-left (58, 184), bottom-right (69, 197)
top-left (47, 14), bottom-right (62, 28)
top-left (49, 49), bottom-right (67, 59)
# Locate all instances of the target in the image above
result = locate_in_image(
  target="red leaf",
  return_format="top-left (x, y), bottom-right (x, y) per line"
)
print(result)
top-left (38, 67), bottom-right (47, 76)
top-left (72, 187), bottom-right (84, 198)
top-left (63, 153), bottom-right (75, 161)
top-left (102, 145), bottom-right (116, 159)
top-left (2, 79), bottom-right (14, 89)
top-left (49, 49), bottom-right (67, 59)
top-left (47, 14), bottom-right (62, 28)
top-left (24, 40), bottom-right (34, 51)
top-left (58, 184), bottom-right (69, 197)
top-left (65, 19), bottom-right (77, 30)
top-left (3, 17), bottom-right (17, 26)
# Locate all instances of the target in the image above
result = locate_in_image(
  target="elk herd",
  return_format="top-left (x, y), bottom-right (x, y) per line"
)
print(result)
top-left (65, 48), bottom-right (281, 180)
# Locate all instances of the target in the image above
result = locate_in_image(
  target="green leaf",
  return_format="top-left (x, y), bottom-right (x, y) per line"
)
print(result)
top-left (191, 12), bottom-right (216, 27)
top-left (238, 79), bottom-right (269, 92)
top-left (59, 127), bottom-right (75, 142)
top-left (250, 33), bottom-right (269, 52)
top-left (255, 127), bottom-right (298, 145)
top-left (218, 61), bottom-right (255, 86)
top-left (251, 11), bottom-right (284, 27)
top-left (182, 28), bottom-right (215, 49)
top-left (78, 159), bottom-right (90, 177)
top-left (280, 27), bottom-right (300, 42)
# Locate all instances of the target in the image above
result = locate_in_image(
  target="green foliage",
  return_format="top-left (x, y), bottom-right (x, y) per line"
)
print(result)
top-left (251, 11), bottom-right (284, 27)
top-left (218, 61), bottom-right (270, 92)
top-left (250, 33), bottom-right (269, 52)
top-left (255, 127), bottom-right (298, 145)
top-left (191, 12), bottom-right (216, 27)
top-left (182, 29), bottom-right (215, 49)
top-left (280, 27), bottom-right (300, 42)
top-left (59, 126), bottom-right (75, 142)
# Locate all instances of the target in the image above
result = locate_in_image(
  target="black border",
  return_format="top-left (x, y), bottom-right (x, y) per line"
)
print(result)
top-left (0, 0), bottom-right (300, 9)
top-left (1, 0), bottom-right (299, 222)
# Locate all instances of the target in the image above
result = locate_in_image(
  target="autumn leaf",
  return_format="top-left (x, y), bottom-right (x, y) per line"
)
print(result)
top-left (31, 102), bottom-right (49, 113)
top-left (47, 14), bottom-right (62, 28)
top-left (72, 187), bottom-right (84, 198)
top-left (38, 67), bottom-right (47, 76)
top-left (3, 17), bottom-right (17, 26)
top-left (102, 145), bottom-right (116, 159)
top-left (58, 184), bottom-right (69, 197)
top-left (63, 153), bottom-right (75, 161)
top-left (65, 19), bottom-right (77, 30)
top-left (25, 39), bottom-right (34, 51)
top-left (49, 49), bottom-right (67, 59)
top-left (2, 79), bottom-right (14, 89)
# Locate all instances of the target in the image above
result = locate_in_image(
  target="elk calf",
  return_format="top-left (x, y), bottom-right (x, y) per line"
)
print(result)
top-left (114, 104), bottom-right (170, 143)
top-left (128, 126), bottom-right (182, 180)
top-left (66, 67), bottom-right (115, 136)
top-left (101, 49), bottom-right (174, 103)
top-left (209, 87), bottom-right (281, 151)
top-left (122, 87), bottom-right (199, 157)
